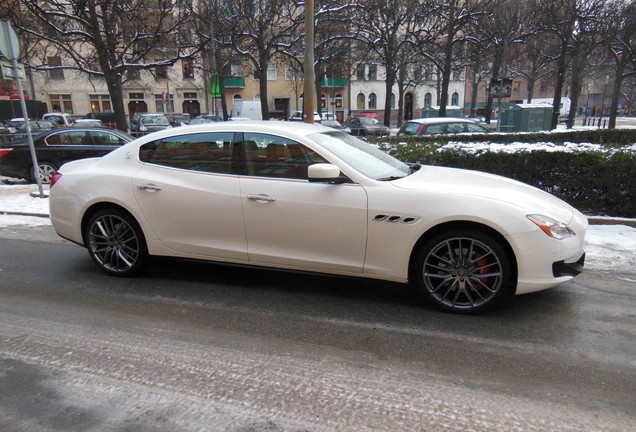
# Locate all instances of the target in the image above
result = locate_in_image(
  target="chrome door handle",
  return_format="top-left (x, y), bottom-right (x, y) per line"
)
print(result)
top-left (137, 184), bottom-right (162, 192)
top-left (247, 194), bottom-right (276, 202)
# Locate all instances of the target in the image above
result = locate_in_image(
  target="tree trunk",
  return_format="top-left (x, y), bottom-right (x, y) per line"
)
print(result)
top-left (566, 51), bottom-right (585, 129)
top-left (608, 57), bottom-right (626, 129)
top-left (484, 54), bottom-right (501, 124)
top-left (551, 37), bottom-right (570, 129)
top-left (259, 55), bottom-right (270, 120)
top-left (103, 69), bottom-right (127, 131)
top-left (383, 68), bottom-right (396, 127)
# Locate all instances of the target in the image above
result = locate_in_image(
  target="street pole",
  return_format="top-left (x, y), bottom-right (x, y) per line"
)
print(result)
top-left (209, 0), bottom-right (218, 119)
top-left (303, 0), bottom-right (316, 123)
top-left (1, 20), bottom-right (44, 197)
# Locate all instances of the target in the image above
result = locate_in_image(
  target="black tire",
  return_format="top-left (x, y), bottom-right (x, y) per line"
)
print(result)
top-left (31, 161), bottom-right (57, 184)
top-left (415, 229), bottom-right (512, 314)
top-left (85, 209), bottom-right (148, 276)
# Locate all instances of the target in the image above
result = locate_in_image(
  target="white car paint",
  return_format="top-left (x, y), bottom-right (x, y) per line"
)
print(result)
top-left (49, 121), bottom-right (587, 312)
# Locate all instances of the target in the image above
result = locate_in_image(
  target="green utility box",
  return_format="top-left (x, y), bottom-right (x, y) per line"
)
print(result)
top-left (500, 104), bottom-right (552, 132)
top-left (420, 105), bottom-right (462, 118)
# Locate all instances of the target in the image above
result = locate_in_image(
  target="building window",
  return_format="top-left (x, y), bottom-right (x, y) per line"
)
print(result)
top-left (155, 93), bottom-right (174, 113)
top-left (129, 93), bottom-right (144, 100)
top-left (424, 67), bottom-right (433, 81)
top-left (184, 92), bottom-right (198, 99)
top-left (156, 65), bottom-right (168, 80)
top-left (452, 69), bottom-right (462, 81)
top-left (231, 61), bottom-right (242, 76)
top-left (335, 93), bottom-right (343, 109)
top-left (49, 94), bottom-right (73, 113)
top-left (391, 93), bottom-right (396, 109)
top-left (254, 94), bottom-right (260, 101)
top-left (127, 68), bottom-right (140, 80)
top-left (357, 93), bottom-right (365, 109)
top-left (356, 65), bottom-right (365, 81)
top-left (321, 93), bottom-right (327, 109)
top-left (368, 65), bottom-right (377, 80)
top-left (182, 60), bottom-right (194, 79)
top-left (368, 93), bottom-right (377, 109)
top-left (451, 92), bottom-right (459, 106)
top-left (89, 94), bottom-right (111, 112)
top-left (267, 63), bottom-right (277, 81)
top-left (47, 56), bottom-right (64, 80)
top-left (285, 67), bottom-right (295, 81)
top-left (424, 92), bottom-right (432, 107)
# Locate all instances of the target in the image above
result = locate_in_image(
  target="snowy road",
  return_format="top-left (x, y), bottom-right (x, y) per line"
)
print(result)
top-left (0, 236), bottom-right (635, 431)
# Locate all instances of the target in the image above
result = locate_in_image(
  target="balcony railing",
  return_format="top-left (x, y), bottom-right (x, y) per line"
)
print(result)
top-left (224, 77), bottom-right (245, 88)
top-left (320, 77), bottom-right (348, 88)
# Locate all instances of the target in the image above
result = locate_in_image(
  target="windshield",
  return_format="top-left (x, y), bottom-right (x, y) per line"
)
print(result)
top-left (359, 117), bottom-right (379, 125)
top-left (141, 115), bottom-right (170, 126)
top-left (309, 131), bottom-right (409, 180)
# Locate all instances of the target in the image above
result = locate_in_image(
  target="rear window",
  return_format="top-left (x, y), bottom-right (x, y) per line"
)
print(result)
top-left (398, 122), bottom-right (422, 136)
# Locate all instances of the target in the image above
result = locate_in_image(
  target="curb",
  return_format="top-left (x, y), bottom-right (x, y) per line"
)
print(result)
top-left (1, 211), bottom-right (50, 218)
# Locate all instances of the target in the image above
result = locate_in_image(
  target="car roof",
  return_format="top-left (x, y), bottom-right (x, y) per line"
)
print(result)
top-left (406, 117), bottom-right (476, 125)
top-left (129, 120), bottom-right (332, 142)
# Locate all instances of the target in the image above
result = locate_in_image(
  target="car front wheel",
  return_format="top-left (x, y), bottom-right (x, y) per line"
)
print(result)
top-left (85, 209), bottom-right (148, 276)
top-left (415, 229), bottom-right (512, 313)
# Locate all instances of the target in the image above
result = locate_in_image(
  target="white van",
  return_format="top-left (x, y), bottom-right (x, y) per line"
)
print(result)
top-left (43, 112), bottom-right (74, 127)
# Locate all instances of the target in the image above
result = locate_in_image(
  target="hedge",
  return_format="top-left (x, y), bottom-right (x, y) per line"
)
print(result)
top-left (371, 129), bottom-right (636, 218)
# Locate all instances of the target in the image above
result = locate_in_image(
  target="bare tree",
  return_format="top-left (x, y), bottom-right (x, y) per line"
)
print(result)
top-left (346, 0), bottom-right (423, 127)
top-left (422, 0), bottom-right (491, 117)
top-left (605, 0), bottom-right (636, 129)
top-left (214, 0), bottom-right (303, 120)
top-left (4, 0), bottom-right (200, 131)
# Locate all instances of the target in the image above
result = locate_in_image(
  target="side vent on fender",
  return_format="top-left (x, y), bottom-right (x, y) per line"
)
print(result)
top-left (373, 215), bottom-right (419, 224)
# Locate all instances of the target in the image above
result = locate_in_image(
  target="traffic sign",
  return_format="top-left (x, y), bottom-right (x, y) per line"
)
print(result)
top-left (0, 20), bottom-right (21, 60)
top-left (0, 59), bottom-right (25, 79)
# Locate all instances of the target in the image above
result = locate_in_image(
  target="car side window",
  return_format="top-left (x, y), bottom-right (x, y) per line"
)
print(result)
top-left (446, 123), bottom-right (466, 134)
top-left (45, 131), bottom-right (90, 146)
top-left (466, 123), bottom-right (488, 133)
top-left (139, 132), bottom-right (235, 174)
top-left (424, 124), bottom-right (446, 135)
top-left (90, 131), bottom-right (127, 146)
top-left (244, 133), bottom-right (327, 179)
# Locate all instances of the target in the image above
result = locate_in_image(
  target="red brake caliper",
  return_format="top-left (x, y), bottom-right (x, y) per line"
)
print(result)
top-left (475, 252), bottom-right (489, 287)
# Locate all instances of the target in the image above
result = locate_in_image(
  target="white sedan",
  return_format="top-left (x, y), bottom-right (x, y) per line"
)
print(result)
top-left (49, 122), bottom-right (587, 313)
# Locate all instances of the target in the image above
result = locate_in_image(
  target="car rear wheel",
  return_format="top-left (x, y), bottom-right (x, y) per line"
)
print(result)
top-left (85, 209), bottom-right (148, 276)
top-left (415, 229), bottom-right (511, 313)
top-left (31, 161), bottom-right (57, 184)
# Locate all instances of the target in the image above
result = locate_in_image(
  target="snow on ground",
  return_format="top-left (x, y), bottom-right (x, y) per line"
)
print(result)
top-left (1, 178), bottom-right (634, 274)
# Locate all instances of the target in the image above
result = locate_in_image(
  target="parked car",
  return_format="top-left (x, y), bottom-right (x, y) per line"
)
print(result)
top-left (10, 120), bottom-right (57, 142)
top-left (83, 112), bottom-right (117, 128)
top-left (5, 118), bottom-right (27, 133)
top-left (73, 119), bottom-right (104, 128)
top-left (0, 127), bottom-right (133, 183)
top-left (343, 116), bottom-right (390, 137)
top-left (190, 114), bottom-right (221, 125)
top-left (48, 122), bottom-right (587, 314)
top-left (289, 111), bottom-right (334, 122)
top-left (43, 112), bottom-right (74, 127)
top-left (131, 113), bottom-right (172, 136)
top-left (397, 117), bottom-right (490, 136)
top-left (318, 119), bottom-right (351, 134)
top-left (168, 113), bottom-right (192, 127)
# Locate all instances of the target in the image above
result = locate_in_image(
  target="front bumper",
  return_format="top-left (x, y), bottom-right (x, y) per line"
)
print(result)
top-left (553, 253), bottom-right (585, 278)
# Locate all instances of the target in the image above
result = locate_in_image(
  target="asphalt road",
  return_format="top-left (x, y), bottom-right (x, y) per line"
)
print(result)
top-left (0, 227), bottom-right (635, 432)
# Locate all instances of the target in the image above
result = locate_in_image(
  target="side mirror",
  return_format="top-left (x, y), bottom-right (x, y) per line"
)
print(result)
top-left (308, 163), bottom-right (345, 183)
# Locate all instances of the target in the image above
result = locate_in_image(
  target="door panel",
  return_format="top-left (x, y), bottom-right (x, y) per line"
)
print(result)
top-left (240, 177), bottom-right (368, 273)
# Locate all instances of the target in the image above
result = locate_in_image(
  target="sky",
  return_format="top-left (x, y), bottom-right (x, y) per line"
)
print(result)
top-left (1, 178), bottom-right (634, 275)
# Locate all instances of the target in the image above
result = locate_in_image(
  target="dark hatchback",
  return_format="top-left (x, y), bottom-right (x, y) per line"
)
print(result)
top-left (0, 127), bottom-right (133, 183)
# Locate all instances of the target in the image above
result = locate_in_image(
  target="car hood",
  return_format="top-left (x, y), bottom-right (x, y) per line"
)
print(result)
top-left (392, 165), bottom-right (576, 223)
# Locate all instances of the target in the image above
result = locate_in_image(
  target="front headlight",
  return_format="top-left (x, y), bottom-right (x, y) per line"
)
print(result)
top-left (527, 214), bottom-right (576, 240)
